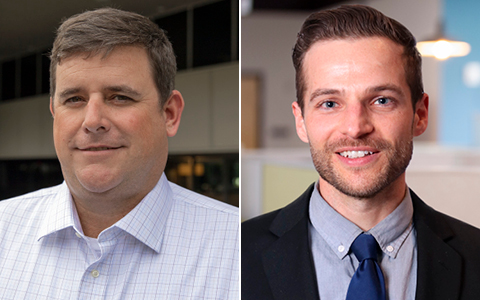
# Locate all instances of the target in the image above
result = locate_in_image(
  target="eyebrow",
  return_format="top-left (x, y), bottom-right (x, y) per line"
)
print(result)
top-left (309, 88), bottom-right (341, 102)
top-left (367, 84), bottom-right (405, 97)
top-left (308, 84), bottom-right (405, 103)
top-left (58, 87), bottom-right (83, 99)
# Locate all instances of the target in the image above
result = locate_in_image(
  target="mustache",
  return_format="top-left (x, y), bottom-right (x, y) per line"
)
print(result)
top-left (325, 137), bottom-right (392, 152)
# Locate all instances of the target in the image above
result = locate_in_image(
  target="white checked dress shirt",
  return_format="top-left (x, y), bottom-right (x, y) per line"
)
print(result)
top-left (0, 174), bottom-right (239, 299)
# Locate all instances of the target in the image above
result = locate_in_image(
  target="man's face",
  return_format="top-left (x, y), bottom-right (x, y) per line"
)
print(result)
top-left (292, 37), bottom-right (428, 199)
top-left (51, 46), bottom-right (183, 202)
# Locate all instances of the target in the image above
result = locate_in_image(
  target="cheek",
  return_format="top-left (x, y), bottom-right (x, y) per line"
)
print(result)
top-left (304, 117), bottom-right (335, 145)
top-left (117, 109), bottom-right (145, 129)
top-left (121, 113), bottom-right (167, 147)
top-left (123, 115), bottom-right (142, 132)
top-left (377, 115), bottom-right (414, 142)
top-left (53, 114), bottom-right (78, 147)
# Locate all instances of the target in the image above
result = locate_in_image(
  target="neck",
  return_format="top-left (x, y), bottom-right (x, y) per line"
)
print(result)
top-left (70, 180), bottom-right (158, 238)
top-left (73, 193), bottom-right (143, 238)
top-left (318, 175), bottom-right (407, 231)
top-left (67, 174), bottom-right (161, 238)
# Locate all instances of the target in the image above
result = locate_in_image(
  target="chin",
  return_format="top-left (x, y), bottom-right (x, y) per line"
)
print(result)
top-left (337, 184), bottom-right (384, 199)
top-left (75, 169), bottom-right (123, 194)
top-left (80, 180), bottom-right (121, 194)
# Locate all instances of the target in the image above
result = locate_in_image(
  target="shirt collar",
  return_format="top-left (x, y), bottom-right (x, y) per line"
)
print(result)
top-left (37, 181), bottom-right (77, 241)
top-left (37, 174), bottom-right (174, 254)
top-left (113, 173), bottom-right (173, 253)
top-left (309, 184), bottom-right (362, 260)
top-left (309, 183), bottom-right (413, 260)
top-left (369, 190), bottom-right (413, 259)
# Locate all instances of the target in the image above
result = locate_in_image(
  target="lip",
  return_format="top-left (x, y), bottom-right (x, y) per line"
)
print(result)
top-left (77, 145), bottom-right (124, 151)
top-left (335, 147), bottom-right (380, 167)
top-left (335, 146), bottom-right (379, 153)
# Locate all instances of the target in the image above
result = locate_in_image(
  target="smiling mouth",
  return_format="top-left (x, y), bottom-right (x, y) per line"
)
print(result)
top-left (338, 150), bottom-right (376, 158)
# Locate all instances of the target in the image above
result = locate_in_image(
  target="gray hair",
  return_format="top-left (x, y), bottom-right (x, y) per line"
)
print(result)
top-left (50, 7), bottom-right (176, 105)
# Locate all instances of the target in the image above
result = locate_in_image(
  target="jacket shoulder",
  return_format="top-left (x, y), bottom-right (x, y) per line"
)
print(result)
top-left (412, 190), bottom-right (480, 251)
top-left (242, 209), bottom-right (281, 252)
top-left (241, 184), bottom-right (315, 300)
top-left (438, 210), bottom-right (480, 254)
top-left (412, 190), bottom-right (480, 297)
top-left (242, 183), bottom-right (315, 251)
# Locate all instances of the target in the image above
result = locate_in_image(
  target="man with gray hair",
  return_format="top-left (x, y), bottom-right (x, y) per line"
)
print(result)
top-left (0, 8), bottom-right (238, 299)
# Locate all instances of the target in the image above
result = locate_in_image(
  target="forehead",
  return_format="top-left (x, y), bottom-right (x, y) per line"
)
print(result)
top-left (58, 45), bottom-right (148, 69)
top-left (302, 37), bottom-right (407, 91)
top-left (55, 46), bottom-right (153, 87)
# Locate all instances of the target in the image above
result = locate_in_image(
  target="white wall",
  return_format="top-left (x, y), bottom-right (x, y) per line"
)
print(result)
top-left (0, 95), bottom-right (55, 159)
top-left (242, 11), bottom-right (308, 148)
top-left (171, 62), bottom-right (239, 153)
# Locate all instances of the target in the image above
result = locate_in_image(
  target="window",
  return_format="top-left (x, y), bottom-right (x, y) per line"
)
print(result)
top-left (193, 0), bottom-right (232, 67)
top-left (1, 60), bottom-right (15, 101)
top-left (156, 11), bottom-right (188, 71)
top-left (20, 54), bottom-right (36, 98)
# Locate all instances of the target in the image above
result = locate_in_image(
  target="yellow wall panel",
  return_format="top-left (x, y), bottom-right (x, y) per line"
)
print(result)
top-left (263, 164), bottom-right (318, 213)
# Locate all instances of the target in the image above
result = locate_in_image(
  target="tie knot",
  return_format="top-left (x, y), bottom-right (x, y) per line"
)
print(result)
top-left (350, 233), bottom-right (380, 262)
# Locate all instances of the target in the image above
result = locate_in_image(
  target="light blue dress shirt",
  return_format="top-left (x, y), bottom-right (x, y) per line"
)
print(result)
top-left (0, 173), bottom-right (239, 299)
top-left (309, 184), bottom-right (417, 300)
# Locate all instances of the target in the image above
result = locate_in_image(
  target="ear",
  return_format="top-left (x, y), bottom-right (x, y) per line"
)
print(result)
top-left (163, 90), bottom-right (185, 137)
top-left (292, 101), bottom-right (309, 143)
top-left (413, 93), bottom-right (429, 137)
top-left (49, 97), bottom-right (55, 117)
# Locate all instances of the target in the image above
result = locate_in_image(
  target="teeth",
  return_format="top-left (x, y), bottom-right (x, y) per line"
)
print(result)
top-left (339, 151), bottom-right (374, 158)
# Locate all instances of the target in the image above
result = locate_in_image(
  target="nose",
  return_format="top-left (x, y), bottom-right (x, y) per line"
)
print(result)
top-left (340, 102), bottom-right (373, 139)
top-left (82, 97), bottom-right (111, 133)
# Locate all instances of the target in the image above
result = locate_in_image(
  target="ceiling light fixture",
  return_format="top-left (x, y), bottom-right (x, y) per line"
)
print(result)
top-left (416, 22), bottom-right (471, 60)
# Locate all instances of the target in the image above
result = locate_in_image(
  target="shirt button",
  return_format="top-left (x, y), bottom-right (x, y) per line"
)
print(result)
top-left (91, 270), bottom-right (100, 278)
top-left (338, 245), bottom-right (345, 252)
top-left (75, 232), bottom-right (82, 238)
top-left (387, 245), bottom-right (394, 252)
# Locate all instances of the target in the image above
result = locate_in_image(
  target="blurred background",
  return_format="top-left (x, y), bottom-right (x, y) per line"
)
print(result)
top-left (241, 0), bottom-right (480, 227)
top-left (0, 0), bottom-right (239, 207)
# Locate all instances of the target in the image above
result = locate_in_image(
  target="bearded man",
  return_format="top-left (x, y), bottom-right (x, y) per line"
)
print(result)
top-left (242, 5), bottom-right (480, 300)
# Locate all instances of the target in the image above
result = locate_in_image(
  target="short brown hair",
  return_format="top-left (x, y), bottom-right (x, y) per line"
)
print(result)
top-left (292, 4), bottom-right (423, 110)
top-left (50, 7), bottom-right (176, 105)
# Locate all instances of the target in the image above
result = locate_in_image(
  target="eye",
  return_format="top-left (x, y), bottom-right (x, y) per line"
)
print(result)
top-left (65, 96), bottom-right (83, 104)
top-left (320, 100), bottom-right (338, 109)
top-left (374, 97), bottom-right (391, 105)
top-left (112, 95), bottom-right (133, 101)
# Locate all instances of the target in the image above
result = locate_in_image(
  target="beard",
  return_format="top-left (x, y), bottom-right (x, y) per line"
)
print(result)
top-left (310, 136), bottom-right (413, 199)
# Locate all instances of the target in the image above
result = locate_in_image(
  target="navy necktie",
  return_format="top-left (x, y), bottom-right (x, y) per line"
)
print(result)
top-left (346, 233), bottom-right (386, 300)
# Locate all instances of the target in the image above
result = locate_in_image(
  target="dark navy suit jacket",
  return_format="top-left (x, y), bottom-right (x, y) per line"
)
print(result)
top-left (242, 184), bottom-right (480, 300)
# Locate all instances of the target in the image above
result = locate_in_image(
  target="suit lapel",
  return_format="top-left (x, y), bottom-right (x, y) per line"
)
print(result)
top-left (412, 191), bottom-right (462, 300)
top-left (262, 184), bottom-right (320, 300)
